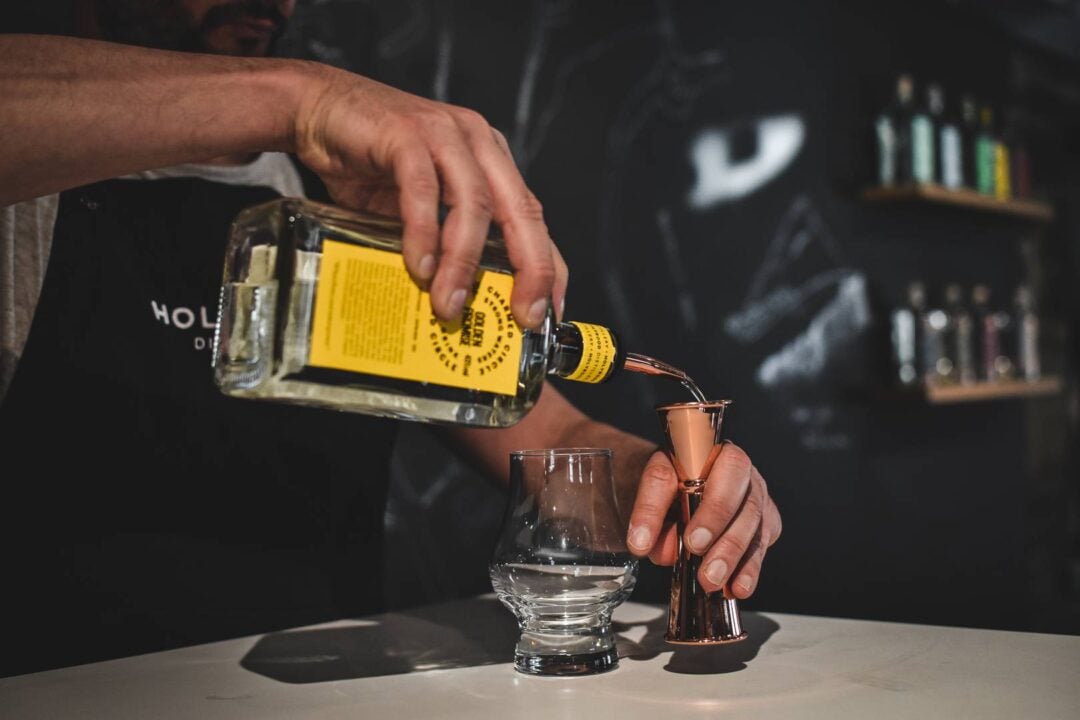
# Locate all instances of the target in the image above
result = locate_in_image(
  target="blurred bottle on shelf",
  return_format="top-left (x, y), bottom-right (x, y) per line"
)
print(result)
top-left (975, 105), bottom-right (997, 195)
top-left (875, 74), bottom-right (915, 187)
top-left (945, 283), bottom-right (976, 385)
top-left (972, 284), bottom-right (1000, 382)
top-left (1015, 285), bottom-right (1041, 381)
top-left (935, 85), bottom-right (963, 190)
top-left (891, 281), bottom-right (926, 387)
top-left (993, 299), bottom-right (1018, 382)
top-left (994, 107), bottom-right (1012, 201)
top-left (960, 94), bottom-right (979, 190)
top-left (922, 289), bottom-right (953, 386)
top-left (1006, 107), bottom-right (1033, 200)
top-left (912, 81), bottom-right (936, 185)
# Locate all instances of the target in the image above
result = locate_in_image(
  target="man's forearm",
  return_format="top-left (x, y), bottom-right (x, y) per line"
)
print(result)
top-left (0, 34), bottom-right (312, 205)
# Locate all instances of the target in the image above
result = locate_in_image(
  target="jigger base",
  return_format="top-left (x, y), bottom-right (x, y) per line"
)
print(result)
top-left (664, 633), bottom-right (748, 646)
top-left (515, 649), bottom-right (619, 676)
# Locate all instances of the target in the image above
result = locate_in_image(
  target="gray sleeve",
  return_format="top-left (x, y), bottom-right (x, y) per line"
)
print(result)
top-left (0, 194), bottom-right (59, 403)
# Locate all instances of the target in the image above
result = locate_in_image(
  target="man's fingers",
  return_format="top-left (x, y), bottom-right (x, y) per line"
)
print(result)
top-left (682, 442), bottom-right (753, 556)
top-left (389, 140), bottom-right (441, 289)
top-left (696, 467), bottom-right (765, 594)
top-left (454, 109), bottom-right (556, 329)
top-left (420, 118), bottom-right (495, 322)
top-left (763, 490), bottom-right (782, 548)
top-left (727, 526), bottom-right (771, 599)
top-left (648, 523), bottom-right (679, 566)
top-left (551, 243), bottom-right (569, 322)
top-left (626, 450), bottom-right (678, 557)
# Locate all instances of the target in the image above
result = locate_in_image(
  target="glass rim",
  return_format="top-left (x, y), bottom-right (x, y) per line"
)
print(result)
top-left (655, 400), bottom-right (733, 411)
top-left (510, 447), bottom-right (613, 458)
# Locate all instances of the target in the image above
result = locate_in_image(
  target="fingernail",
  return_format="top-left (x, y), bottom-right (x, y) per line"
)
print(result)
top-left (527, 298), bottom-right (548, 326)
top-left (704, 559), bottom-right (728, 587)
top-left (628, 526), bottom-right (651, 551)
top-left (688, 527), bottom-right (713, 554)
top-left (735, 573), bottom-right (755, 594)
top-left (418, 254), bottom-right (436, 281)
top-left (447, 289), bottom-right (467, 318)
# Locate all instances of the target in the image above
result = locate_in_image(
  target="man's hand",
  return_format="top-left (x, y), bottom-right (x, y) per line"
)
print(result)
top-left (626, 444), bottom-right (782, 598)
top-left (292, 65), bottom-right (567, 328)
top-left (443, 382), bottom-right (781, 599)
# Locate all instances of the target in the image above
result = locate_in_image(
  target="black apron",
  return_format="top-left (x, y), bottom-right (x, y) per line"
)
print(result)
top-left (0, 176), bottom-right (397, 676)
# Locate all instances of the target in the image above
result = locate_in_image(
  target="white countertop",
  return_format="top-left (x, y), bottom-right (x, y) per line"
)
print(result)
top-left (1, 595), bottom-right (1078, 719)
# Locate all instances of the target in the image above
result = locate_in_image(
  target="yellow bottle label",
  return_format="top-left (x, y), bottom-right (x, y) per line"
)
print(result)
top-left (565, 321), bottom-right (617, 383)
top-left (309, 240), bottom-right (523, 397)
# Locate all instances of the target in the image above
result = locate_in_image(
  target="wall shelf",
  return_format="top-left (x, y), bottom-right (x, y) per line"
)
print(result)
top-left (924, 377), bottom-right (1063, 404)
top-left (862, 185), bottom-right (1055, 223)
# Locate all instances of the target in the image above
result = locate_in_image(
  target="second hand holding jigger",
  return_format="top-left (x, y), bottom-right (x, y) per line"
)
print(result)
top-left (656, 400), bottom-right (747, 644)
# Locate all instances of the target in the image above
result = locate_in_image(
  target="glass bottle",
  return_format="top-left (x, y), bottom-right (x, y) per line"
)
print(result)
top-left (891, 281), bottom-right (926, 387)
top-left (935, 86), bottom-right (963, 189)
top-left (1006, 106), bottom-right (1032, 200)
top-left (994, 107), bottom-right (1012, 201)
top-left (992, 299), bottom-right (1017, 383)
top-left (921, 288), bottom-right (953, 386)
top-left (911, 80), bottom-right (936, 185)
top-left (212, 198), bottom-right (624, 428)
top-left (960, 94), bottom-right (979, 190)
top-left (1015, 285), bottom-right (1041, 382)
top-left (975, 106), bottom-right (997, 195)
top-left (945, 283), bottom-right (975, 385)
top-left (972, 284), bottom-right (998, 382)
top-left (875, 74), bottom-right (916, 187)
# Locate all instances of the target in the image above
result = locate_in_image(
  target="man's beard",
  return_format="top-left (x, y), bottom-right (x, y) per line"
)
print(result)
top-left (95, 0), bottom-right (287, 55)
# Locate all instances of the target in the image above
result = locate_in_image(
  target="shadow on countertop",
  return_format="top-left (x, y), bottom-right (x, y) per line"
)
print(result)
top-left (241, 597), bottom-right (780, 683)
top-left (241, 596), bottom-right (517, 684)
top-left (616, 611), bottom-right (781, 675)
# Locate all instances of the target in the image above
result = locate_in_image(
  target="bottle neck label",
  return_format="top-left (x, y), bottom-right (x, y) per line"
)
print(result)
top-left (565, 322), bottom-right (618, 383)
top-left (309, 240), bottom-right (523, 396)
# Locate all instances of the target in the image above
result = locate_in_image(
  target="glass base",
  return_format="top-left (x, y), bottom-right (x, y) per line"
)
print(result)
top-left (514, 648), bottom-right (619, 676)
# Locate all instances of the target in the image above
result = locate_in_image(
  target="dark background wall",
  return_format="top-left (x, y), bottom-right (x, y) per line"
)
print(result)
top-left (272, 0), bottom-right (1080, 634)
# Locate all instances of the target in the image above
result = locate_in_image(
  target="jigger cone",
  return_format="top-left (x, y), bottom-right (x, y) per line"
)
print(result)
top-left (656, 401), bottom-right (747, 645)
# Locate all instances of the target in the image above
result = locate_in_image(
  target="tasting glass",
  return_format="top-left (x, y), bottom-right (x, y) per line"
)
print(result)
top-left (489, 449), bottom-right (638, 676)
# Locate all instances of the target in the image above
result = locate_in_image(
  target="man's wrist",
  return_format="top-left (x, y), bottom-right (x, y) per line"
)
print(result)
top-left (262, 58), bottom-right (334, 157)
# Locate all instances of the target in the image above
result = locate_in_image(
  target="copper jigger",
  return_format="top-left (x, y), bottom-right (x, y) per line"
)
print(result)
top-left (656, 400), bottom-right (747, 645)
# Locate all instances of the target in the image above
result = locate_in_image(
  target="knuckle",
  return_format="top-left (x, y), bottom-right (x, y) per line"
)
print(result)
top-left (468, 188), bottom-right (495, 218)
top-left (641, 458), bottom-right (677, 488)
top-left (701, 490), bottom-right (740, 523)
top-left (632, 500), bottom-right (669, 522)
top-left (511, 190), bottom-right (545, 222)
top-left (491, 127), bottom-right (511, 149)
top-left (419, 107), bottom-right (458, 132)
top-left (454, 106), bottom-right (491, 132)
top-left (403, 171), bottom-right (441, 201)
top-left (713, 533), bottom-right (750, 563)
top-left (439, 250), bottom-right (480, 278)
top-left (529, 261), bottom-right (557, 291)
top-left (769, 511), bottom-right (783, 545)
top-left (720, 444), bottom-right (753, 479)
top-left (742, 490), bottom-right (766, 519)
top-left (406, 217), bottom-right (440, 242)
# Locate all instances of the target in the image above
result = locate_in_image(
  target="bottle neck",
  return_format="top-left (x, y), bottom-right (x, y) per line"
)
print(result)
top-left (548, 321), bottom-right (625, 384)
